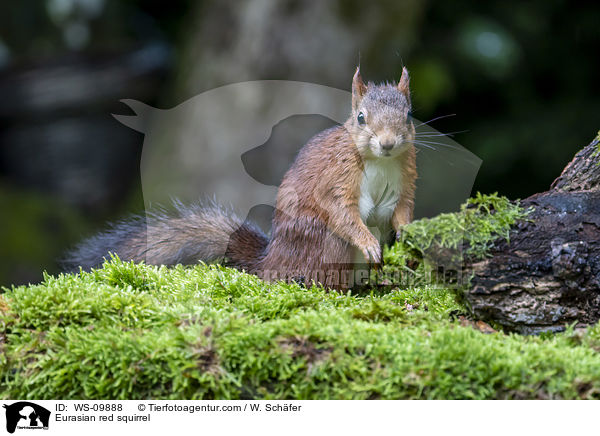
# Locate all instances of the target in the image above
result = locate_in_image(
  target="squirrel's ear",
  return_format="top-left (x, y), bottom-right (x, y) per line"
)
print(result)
top-left (398, 67), bottom-right (410, 100)
top-left (352, 66), bottom-right (367, 110)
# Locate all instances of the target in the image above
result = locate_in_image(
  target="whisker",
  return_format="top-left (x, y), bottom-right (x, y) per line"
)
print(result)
top-left (412, 140), bottom-right (463, 151)
top-left (415, 130), bottom-right (468, 138)
top-left (412, 142), bottom-right (437, 150)
top-left (414, 140), bottom-right (461, 148)
top-left (412, 114), bottom-right (456, 128)
top-left (415, 139), bottom-right (460, 146)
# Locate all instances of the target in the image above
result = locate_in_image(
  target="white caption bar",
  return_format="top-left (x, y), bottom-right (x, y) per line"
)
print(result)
top-left (0, 400), bottom-right (596, 436)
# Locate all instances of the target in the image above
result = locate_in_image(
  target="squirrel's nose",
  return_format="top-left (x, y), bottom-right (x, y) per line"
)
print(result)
top-left (380, 140), bottom-right (395, 151)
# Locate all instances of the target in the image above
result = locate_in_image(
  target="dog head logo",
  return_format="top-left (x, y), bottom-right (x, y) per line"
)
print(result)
top-left (3, 402), bottom-right (50, 433)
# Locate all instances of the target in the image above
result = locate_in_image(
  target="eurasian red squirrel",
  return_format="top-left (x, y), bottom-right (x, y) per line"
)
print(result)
top-left (65, 67), bottom-right (417, 290)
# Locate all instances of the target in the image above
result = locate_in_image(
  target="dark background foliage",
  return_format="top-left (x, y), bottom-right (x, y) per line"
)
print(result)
top-left (0, 0), bottom-right (598, 286)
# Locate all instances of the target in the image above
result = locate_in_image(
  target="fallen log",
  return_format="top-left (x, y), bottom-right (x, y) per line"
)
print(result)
top-left (465, 133), bottom-right (600, 334)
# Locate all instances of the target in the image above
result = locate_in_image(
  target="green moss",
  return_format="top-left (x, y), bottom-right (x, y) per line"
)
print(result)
top-left (382, 192), bottom-right (531, 288)
top-left (2, 251), bottom-right (600, 399)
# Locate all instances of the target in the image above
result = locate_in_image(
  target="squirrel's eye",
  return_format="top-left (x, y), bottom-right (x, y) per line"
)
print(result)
top-left (357, 112), bottom-right (366, 125)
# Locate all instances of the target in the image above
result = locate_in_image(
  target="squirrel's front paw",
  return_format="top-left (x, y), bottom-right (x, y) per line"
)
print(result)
top-left (395, 228), bottom-right (404, 241)
top-left (360, 236), bottom-right (382, 265)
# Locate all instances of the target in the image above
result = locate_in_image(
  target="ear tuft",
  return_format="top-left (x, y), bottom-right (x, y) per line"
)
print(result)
top-left (398, 67), bottom-right (410, 99)
top-left (352, 66), bottom-right (367, 110)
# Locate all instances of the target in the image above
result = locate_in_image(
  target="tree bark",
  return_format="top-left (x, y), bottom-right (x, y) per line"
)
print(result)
top-left (465, 134), bottom-right (600, 334)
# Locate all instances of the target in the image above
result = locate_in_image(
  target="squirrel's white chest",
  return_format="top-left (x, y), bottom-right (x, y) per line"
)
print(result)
top-left (358, 159), bottom-right (402, 226)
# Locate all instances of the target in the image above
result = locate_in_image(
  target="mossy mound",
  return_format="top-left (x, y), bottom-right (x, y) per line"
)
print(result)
top-left (2, 195), bottom-right (600, 399)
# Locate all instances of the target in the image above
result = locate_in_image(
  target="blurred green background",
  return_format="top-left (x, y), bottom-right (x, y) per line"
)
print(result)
top-left (0, 0), bottom-right (598, 286)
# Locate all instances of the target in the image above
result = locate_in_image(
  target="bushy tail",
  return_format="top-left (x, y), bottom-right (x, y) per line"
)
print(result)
top-left (62, 201), bottom-right (269, 272)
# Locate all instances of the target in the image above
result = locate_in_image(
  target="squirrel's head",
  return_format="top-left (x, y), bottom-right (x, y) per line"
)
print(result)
top-left (348, 66), bottom-right (415, 158)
